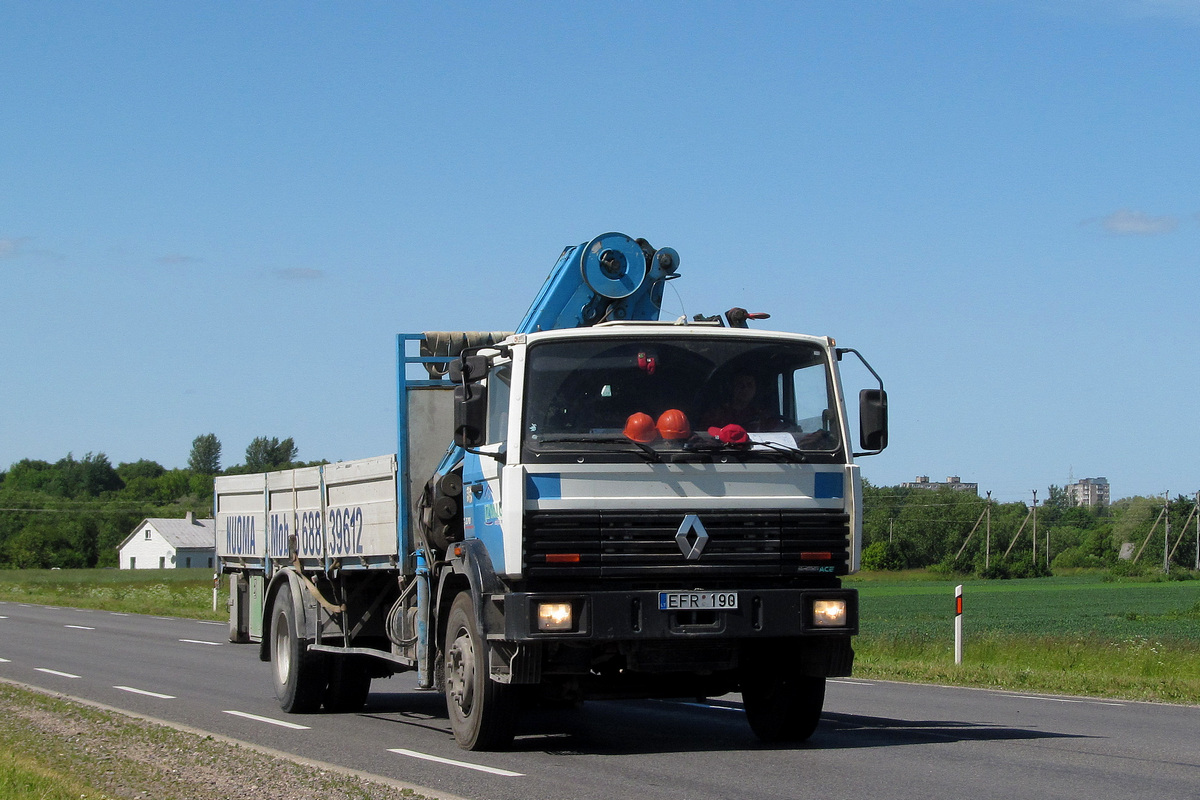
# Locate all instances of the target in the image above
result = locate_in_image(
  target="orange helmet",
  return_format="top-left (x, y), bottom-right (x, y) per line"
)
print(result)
top-left (623, 412), bottom-right (659, 443)
top-left (656, 409), bottom-right (692, 441)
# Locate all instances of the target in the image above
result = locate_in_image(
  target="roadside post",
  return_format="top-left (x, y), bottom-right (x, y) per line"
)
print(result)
top-left (212, 573), bottom-right (218, 612)
top-left (954, 585), bottom-right (963, 665)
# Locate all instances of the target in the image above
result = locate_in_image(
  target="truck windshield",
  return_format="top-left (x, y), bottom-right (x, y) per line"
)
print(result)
top-left (522, 336), bottom-right (841, 461)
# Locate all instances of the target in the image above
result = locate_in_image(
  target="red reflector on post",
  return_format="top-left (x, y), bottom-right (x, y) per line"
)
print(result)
top-left (545, 553), bottom-right (580, 564)
top-left (800, 551), bottom-right (833, 561)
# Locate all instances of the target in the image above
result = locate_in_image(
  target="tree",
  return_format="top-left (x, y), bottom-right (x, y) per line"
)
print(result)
top-left (188, 434), bottom-right (222, 474)
top-left (118, 459), bottom-right (165, 482)
top-left (244, 436), bottom-right (298, 472)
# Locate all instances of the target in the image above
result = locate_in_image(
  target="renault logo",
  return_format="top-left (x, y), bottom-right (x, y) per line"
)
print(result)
top-left (675, 515), bottom-right (709, 560)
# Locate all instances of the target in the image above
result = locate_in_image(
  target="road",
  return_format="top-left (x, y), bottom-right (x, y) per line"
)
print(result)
top-left (1, 599), bottom-right (1197, 800)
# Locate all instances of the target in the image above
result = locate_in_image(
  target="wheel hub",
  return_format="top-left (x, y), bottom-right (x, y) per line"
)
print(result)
top-left (446, 629), bottom-right (476, 715)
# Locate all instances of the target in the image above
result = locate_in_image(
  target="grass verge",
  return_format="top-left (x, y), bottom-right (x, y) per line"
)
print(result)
top-left (0, 568), bottom-right (226, 620)
top-left (0, 680), bottom-right (439, 800)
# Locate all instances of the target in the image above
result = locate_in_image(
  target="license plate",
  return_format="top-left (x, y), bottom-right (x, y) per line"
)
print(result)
top-left (658, 591), bottom-right (738, 611)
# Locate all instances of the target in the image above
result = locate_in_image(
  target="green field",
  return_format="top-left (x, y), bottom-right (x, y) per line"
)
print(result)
top-left (850, 571), bottom-right (1200, 703)
top-left (3, 567), bottom-right (1198, 704)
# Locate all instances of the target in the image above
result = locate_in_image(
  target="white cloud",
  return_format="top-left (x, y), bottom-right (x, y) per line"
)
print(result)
top-left (0, 237), bottom-right (29, 258)
top-left (1048, 0), bottom-right (1200, 24)
top-left (156, 253), bottom-right (198, 265)
top-left (274, 267), bottom-right (325, 280)
top-left (1101, 209), bottom-right (1179, 235)
top-left (1118, 0), bottom-right (1200, 23)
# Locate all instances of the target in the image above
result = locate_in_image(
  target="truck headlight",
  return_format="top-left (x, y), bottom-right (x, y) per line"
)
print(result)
top-left (812, 599), bottom-right (847, 627)
top-left (537, 602), bottom-right (573, 631)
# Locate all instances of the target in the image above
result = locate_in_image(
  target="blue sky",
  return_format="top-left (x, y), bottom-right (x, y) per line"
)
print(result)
top-left (2, 1), bottom-right (1197, 504)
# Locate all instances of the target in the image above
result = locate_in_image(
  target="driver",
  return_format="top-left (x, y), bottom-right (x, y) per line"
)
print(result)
top-left (701, 373), bottom-right (779, 431)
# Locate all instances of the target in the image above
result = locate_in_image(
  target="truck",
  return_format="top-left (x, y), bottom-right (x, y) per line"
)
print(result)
top-left (216, 232), bottom-right (888, 750)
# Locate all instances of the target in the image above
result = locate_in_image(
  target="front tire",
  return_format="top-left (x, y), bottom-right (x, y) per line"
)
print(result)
top-left (322, 656), bottom-right (372, 713)
top-left (742, 669), bottom-right (826, 743)
top-left (270, 582), bottom-right (328, 713)
top-left (443, 592), bottom-right (518, 750)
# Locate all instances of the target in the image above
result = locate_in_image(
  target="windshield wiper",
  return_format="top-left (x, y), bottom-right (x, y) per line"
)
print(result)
top-left (683, 436), bottom-right (809, 462)
top-left (534, 434), bottom-right (660, 461)
top-left (750, 440), bottom-right (809, 463)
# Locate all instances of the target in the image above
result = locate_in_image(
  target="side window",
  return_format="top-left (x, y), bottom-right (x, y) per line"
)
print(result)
top-left (790, 364), bottom-right (834, 436)
top-left (486, 364), bottom-right (511, 445)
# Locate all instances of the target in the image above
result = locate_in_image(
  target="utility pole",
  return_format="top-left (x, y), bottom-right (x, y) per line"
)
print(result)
top-left (1195, 490), bottom-right (1199, 572)
top-left (1031, 489), bottom-right (1038, 566)
top-left (985, 490), bottom-right (992, 571)
top-left (1164, 492), bottom-right (1170, 574)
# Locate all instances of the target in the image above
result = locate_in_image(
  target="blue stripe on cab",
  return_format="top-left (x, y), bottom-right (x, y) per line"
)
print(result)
top-left (814, 472), bottom-right (844, 499)
top-left (527, 473), bottom-right (562, 500)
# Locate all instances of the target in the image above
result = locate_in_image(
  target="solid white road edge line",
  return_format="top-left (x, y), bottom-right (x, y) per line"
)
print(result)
top-left (830, 679), bottom-right (875, 685)
top-left (0, 657), bottom-right (10, 662)
top-left (35, 668), bottom-right (81, 678)
top-left (387, 748), bottom-right (524, 777)
top-left (179, 639), bottom-right (224, 646)
top-left (222, 710), bottom-right (311, 730)
top-left (993, 695), bottom-right (1123, 705)
top-left (114, 685), bottom-right (176, 699)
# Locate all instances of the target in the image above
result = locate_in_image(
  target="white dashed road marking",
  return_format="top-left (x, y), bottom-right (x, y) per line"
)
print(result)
top-left (222, 710), bottom-right (311, 730)
top-left (179, 639), bottom-right (223, 646)
top-left (65, 625), bottom-right (95, 630)
top-left (36, 668), bottom-right (81, 679)
top-left (114, 685), bottom-right (177, 699)
top-left (388, 748), bottom-right (525, 777)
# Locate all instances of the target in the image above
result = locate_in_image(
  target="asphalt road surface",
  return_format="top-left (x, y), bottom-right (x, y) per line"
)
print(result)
top-left (2, 600), bottom-right (1197, 800)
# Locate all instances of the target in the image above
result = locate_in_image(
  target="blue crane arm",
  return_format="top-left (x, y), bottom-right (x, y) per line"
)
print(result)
top-left (515, 232), bottom-right (679, 334)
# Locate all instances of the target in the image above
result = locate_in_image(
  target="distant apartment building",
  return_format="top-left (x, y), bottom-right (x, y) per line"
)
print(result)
top-left (1066, 477), bottom-right (1109, 507)
top-left (900, 476), bottom-right (979, 495)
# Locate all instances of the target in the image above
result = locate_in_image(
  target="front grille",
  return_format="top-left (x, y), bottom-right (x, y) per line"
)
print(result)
top-left (524, 509), bottom-right (850, 579)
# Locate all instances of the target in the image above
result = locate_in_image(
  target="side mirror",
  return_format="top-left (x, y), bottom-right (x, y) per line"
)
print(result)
top-left (859, 389), bottom-right (888, 452)
top-left (453, 382), bottom-right (487, 448)
top-left (449, 355), bottom-right (489, 384)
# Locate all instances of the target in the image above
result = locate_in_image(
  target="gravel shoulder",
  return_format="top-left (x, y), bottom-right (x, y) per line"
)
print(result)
top-left (0, 679), bottom-right (456, 800)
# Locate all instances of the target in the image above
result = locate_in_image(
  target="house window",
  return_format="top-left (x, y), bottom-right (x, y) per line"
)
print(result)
top-left (207, 557), bottom-right (213, 568)
top-left (159, 556), bottom-right (166, 569)
top-left (130, 557), bottom-right (136, 569)
top-left (185, 557), bottom-right (192, 568)
top-left (145, 530), bottom-right (152, 540)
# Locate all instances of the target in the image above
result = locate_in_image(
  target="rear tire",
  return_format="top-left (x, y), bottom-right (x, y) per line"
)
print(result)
top-left (270, 582), bottom-right (328, 713)
top-left (443, 592), bottom-right (518, 750)
top-left (742, 668), bottom-right (826, 743)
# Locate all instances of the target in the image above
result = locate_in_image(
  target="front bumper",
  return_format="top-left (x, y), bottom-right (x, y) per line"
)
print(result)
top-left (502, 587), bottom-right (858, 641)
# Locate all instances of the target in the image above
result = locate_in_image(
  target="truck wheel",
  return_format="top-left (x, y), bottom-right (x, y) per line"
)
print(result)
top-left (270, 582), bottom-right (328, 713)
top-left (323, 656), bottom-right (372, 713)
top-left (742, 672), bottom-right (826, 743)
top-left (443, 592), bottom-right (517, 750)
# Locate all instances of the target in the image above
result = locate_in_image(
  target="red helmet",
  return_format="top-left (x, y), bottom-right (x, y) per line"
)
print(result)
top-left (708, 424), bottom-right (749, 445)
top-left (623, 412), bottom-right (659, 443)
top-left (656, 409), bottom-right (692, 441)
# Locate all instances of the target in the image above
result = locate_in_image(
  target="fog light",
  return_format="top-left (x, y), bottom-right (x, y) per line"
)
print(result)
top-left (812, 599), bottom-right (847, 627)
top-left (537, 602), bottom-right (573, 631)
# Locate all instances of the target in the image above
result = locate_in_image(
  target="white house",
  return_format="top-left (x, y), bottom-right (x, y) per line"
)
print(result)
top-left (119, 512), bottom-right (216, 570)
